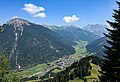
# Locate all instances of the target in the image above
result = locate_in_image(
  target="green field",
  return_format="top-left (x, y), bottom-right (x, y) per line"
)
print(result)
top-left (84, 62), bottom-right (101, 82)
top-left (68, 41), bottom-right (88, 62)
top-left (15, 40), bottom-right (102, 82)
top-left (70, 62), bottom-right (101, 82)
top-left (15, 41), bottom-right (88, 79)
top-left (16, 64), bottom-right (46, 78)
top-left (69, 79), bottom-right (84, 82)
top-left (52, 69), bottom-right (63, 73)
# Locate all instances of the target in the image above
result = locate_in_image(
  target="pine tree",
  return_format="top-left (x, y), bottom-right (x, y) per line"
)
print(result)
top-left (100, 1), bottom-right (120, 82)
top-left (0, 28), bottom-right (2, 32)
top-left (0, 52), bottom-right (20, 82)
top-left (0, 52), bottom-right (9, 81)
top-left (0, 26), bottom-right (3, 32)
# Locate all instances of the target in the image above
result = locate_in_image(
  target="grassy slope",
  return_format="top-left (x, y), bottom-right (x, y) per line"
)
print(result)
top-left (70, 62), bottom-right (101, 82)
top-left (52, 69), bottom-right (63, 73)
top-left (52, 41), bottom-right (88, 74)
top-left (84, 63), bottom-right (101, 82)
top-left (15, 41), bottom-right (88, 79)
top-left (16, 41), bottom-right (101, 82)
top-left (16, 64), bottom-right (46, 78)
top-left (69, 79), bottom-right (84, 82)
top-left (68, 41), bottom-right (88, 62)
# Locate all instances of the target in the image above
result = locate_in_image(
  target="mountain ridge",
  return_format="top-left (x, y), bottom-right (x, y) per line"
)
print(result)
top-left (86, 37), bottom-right (108, 58)
top-left (0, 18), bottom-right (75, 69)
top-left (83, 24), bottom-right (109, 37)
top-left (43, 25), bottom-right (100, 43)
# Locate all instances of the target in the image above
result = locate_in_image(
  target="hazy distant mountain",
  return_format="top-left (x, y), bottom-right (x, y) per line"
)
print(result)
top-left (43, 25), bottom-right (100, 43)
top-left (0, 18), bottom-right (75, 69)
top-left (83, 24), bottom-right (109, 37)
top-left (86, 37), bottom-right (108, 58)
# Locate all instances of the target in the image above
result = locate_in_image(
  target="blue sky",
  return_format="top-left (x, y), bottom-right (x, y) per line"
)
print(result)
top-left (0, 0), bottom-right (118, 27)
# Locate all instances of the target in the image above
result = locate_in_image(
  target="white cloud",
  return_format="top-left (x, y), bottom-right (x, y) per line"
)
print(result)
top-left (33, 13), bottom-right (46, 18)
top-left (63, 15), bottom-right (80, 23)
top-left (22, 3), bottom-right (45, 15)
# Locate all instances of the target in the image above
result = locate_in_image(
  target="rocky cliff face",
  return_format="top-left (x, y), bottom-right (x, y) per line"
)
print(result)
top-left (43, 25), bottom-right (100, 43)
top-left (83, 24), bottom-right (109, 37)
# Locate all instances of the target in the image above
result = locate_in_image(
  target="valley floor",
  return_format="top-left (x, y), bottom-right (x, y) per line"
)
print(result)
top-left (15, 41), bottom-right (88, 80)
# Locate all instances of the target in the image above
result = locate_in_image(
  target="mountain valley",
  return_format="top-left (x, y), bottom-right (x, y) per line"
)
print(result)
top-left (0, 1), bottom-right (118, 82)
top-left (0, 18), bottom-right (108, 82)
top-left (0, 18), bottom-right (75, 69)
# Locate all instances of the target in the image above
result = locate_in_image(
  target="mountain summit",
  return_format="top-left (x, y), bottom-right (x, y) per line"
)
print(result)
top-left (83, 24), bottom-right (109, 37)
top-left (0, 18), bottom-right (75, 69)
top-left (44, 25), bottom-right (100, 43)
top-left (7, 18), bottom-right (31, 26)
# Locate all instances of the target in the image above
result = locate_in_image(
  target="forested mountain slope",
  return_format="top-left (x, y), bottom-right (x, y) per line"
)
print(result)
top-left (0, 18), bottom-right (75, 69)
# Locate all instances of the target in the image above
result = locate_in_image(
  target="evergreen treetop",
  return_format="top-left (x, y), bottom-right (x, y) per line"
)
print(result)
top-left (100, 1), bottom-right (120, 82)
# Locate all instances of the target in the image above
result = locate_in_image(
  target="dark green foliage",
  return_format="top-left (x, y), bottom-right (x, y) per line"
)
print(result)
top-left (0, 52), bottom-right (9, 81)
top-left (84, 78), bottom-right (87, 82)
top-left (0, 26), bottom-right (3, 32)
top-left (86, 37), bottom-right (107, 58)
top-left (24, 56), bottom-right (102, 82)
top-left (50, 26), bottom-right (100, 43)
top-left (0, 28), bottom-right (2, 32)
top-left (100, 1), bottom-right (120, 82)
top-left (0, 52), bottom-right (20, 82)
top-left (0, 18), bottom-right (75, 69)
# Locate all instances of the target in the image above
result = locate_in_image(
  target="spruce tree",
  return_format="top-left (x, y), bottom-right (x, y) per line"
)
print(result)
top-left (0, 52), bottom-right (9, 81)
top-left (0, 52), bottom-right (20, 82)
top-left (100, 1), bottom-right (120, 82)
